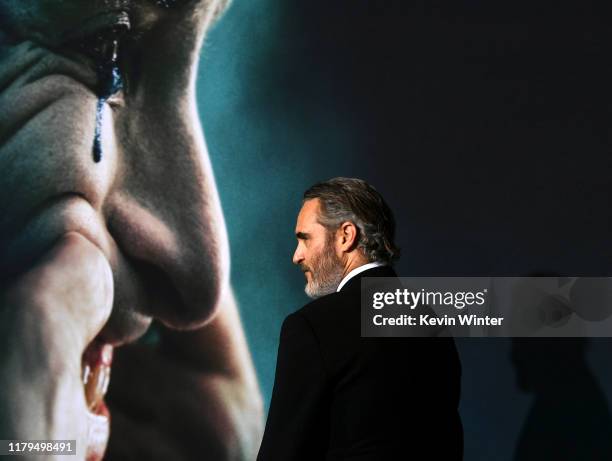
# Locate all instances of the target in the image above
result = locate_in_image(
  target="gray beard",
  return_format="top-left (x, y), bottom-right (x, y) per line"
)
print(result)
top-left (304, 245), bottom-right (344, 299)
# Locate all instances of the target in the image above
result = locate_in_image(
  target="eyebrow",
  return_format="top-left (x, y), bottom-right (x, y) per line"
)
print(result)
top-left (296, 232), bottom-right (310, 240)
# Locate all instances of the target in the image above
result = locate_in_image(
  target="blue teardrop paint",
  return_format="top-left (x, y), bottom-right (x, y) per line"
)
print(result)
top-left (92, 40), bottom-right (123, 163)
top-left (93, 98), bottom-right (105, 162)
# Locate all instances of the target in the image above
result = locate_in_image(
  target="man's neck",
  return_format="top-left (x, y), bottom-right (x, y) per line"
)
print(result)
top-left (340, 253), bottom-right (369, 280)
top-left (336, 261), bottom-right (385, 292)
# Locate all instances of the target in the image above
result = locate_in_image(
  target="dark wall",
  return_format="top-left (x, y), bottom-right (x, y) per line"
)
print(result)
top-left (199, 2), bottom-right (612, 460)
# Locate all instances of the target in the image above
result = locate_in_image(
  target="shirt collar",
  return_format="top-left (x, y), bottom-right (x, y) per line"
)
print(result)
top-left (336, 262), bottom-right (385, 292)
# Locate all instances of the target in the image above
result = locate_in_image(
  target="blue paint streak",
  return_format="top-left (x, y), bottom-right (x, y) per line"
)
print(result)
top-left (92, 43), bottom-right (123, 163)
top-left (93, 98), bottom-right (105, 162)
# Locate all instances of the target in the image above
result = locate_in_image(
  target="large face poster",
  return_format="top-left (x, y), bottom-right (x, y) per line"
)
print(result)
top-left (1, 1), bottom-right (611, 460)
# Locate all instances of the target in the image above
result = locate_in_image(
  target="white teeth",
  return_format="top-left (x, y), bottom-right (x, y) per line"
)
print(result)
top-left (101, 370), bottom-right (110, 396)
top-left (96, 368), bottom-right (105, 391)
top-left (83, 365), bottom-right (91, 385)
top-left (82, 344), bottom-right (113, 412)
top-left (101, 345), bottom-right (113, 364)
top-left (84, 363), bottom-right (111, 412)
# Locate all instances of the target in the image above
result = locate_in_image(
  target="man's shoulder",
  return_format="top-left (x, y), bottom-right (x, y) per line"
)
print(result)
top-left (304, 288), bottom-right (347, 308)
top-left (280, 294), bottom-right (338, 328)
top-left (300, 289), bottom-right (353, 319)
top-left (277, 291), bottom-right (355, 362)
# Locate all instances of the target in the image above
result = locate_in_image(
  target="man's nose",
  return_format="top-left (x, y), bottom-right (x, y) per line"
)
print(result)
top-left (105, 103), bottom-right (229, 329)
top-left (101, 9), bottom-right (231, 330)
top-left (106, 178), bottom-right (229, 329)
top-left (292, 245), bottom-right (304, 266)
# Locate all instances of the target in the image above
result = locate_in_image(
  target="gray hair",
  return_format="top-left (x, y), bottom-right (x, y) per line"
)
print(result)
top-left (303, 177), bottom-right (400, 265)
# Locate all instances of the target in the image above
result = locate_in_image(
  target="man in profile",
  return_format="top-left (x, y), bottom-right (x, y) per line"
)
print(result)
top-left (0, 1), bottom-right (262, 460)
top-left (258, 177), bottom-right (463, 460)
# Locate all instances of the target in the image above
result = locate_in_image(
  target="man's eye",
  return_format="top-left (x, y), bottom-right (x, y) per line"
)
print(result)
top-left (81, 27), bottom-right (128, 97)
top-left (67, 12), bottom-right (131, 98)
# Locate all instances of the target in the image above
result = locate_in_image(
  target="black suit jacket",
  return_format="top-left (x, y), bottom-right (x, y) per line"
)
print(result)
top-left (258, 266), bottom-right (463, 461)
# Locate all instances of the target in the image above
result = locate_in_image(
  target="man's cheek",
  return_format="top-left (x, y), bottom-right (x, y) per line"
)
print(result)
top-left (0, 87), bottom-right (116, 274)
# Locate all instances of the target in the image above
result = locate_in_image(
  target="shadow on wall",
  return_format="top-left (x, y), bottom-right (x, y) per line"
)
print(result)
top-left (511, 338), bottom-right (612, 461)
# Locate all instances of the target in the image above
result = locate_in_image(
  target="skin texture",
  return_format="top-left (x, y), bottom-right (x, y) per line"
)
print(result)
top-left (0, 233), bottom-right (113, 456)
top-left (292, 198), bottom-right (368, 297)
top-left (0, 0), bottom-right (263, 459)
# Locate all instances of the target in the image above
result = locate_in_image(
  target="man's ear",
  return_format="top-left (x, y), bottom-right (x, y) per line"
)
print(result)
top-left (337, 221), bottom-right (358, 253)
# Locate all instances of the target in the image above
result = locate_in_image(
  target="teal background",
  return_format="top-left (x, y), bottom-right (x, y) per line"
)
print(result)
top-left (197, 2), bottom-right (360, 408)
top-left (197, 1), bottom-right (325, 408)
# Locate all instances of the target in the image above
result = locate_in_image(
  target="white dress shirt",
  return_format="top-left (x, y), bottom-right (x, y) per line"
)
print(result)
top-left (336, 262), bottom-right (385, 292)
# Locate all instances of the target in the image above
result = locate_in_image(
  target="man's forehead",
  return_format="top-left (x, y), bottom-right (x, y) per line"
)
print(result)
top-left (296, 199), bottom-right (323, 230)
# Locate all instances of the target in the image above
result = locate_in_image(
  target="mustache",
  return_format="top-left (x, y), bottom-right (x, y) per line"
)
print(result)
top-left (299, 264), bottom-right (310, 273)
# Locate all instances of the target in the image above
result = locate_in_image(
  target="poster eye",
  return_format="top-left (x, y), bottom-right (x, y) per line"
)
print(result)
top-left (78, 24), bottom-right (127, 69)
top-left (66, 11), bottom-right (130, 59)
top-left (89, 33), bottom-right (122, 96)
top-left (63, 11), bottom-right (131, 97)
top-left (78, 25), bottom-right (129, 98)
